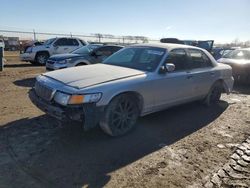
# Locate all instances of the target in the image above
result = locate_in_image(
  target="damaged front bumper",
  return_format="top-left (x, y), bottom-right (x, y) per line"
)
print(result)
top-left (29, 89), bottom-right (105, 130)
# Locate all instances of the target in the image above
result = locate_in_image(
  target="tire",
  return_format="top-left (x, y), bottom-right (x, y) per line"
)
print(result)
top-left (100, 94), bottom-right (140, 136)
top-left (35, 52), bottom-right (49, 65)
top-left (204, 82), bottom-right (223, 106)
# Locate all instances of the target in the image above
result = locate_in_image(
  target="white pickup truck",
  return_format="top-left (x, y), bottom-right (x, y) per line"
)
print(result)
top-left (20, 37), bottom-right (88, 65)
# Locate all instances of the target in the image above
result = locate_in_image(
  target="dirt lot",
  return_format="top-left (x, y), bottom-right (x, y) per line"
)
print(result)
top-left (0, 52), bottom-right (250, 188)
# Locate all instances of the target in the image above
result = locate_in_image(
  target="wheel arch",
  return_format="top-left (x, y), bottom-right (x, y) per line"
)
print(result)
top-left (35, 50), bottom-right (50, 58)
top-left (215, 79), bottom-right (230, 94)
top-left (107, 91), bottom-right (144, 114)
top-left (76, 61), bottom-right (90, 66)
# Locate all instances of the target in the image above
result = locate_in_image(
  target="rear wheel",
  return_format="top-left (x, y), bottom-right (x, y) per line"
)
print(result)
top-left (204, 82), bottom-right (223, 106)
top-left (100, 94), bottom-right (140, 136)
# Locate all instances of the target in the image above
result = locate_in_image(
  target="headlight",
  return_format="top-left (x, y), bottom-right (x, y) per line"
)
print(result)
top-left (58, 58), bottom-right (72, 64)
top-left (54, 92), bottom-right (71, 106)
top-left (54, 92), bottom-right (102, 106)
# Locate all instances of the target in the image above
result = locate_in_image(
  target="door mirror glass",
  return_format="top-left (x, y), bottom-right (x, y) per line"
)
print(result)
top-left (166, 63), bottom-right (175, 72)
top-left (158, 63), bottom-right (175, 74)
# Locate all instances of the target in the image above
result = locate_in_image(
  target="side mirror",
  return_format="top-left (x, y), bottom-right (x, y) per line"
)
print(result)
top-left (166, 63), bottom-right (175, 72)
top-left (159, 63), bottom-right (175, 74)
top-left (159, 65), bottom-right (167, 74)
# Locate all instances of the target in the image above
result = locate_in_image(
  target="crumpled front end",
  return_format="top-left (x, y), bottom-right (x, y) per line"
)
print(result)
top-left (29, 88), bottom-right (104, 131)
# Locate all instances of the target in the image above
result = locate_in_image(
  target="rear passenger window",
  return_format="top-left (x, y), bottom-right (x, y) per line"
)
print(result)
top-left (111, 46), bottom-right (122, 53)
top-left (54, 38), bottom-right (67, 46)
top-left (80, 39), bottom-right (87, 46)
top-left (188, 49), bottom-right (212, 69)
top-left (165, 49), bottom-right (188, 71)
top-left (67, 39), bottom-right (79, 46)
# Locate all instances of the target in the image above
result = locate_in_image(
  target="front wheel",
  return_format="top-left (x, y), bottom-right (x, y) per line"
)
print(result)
top-left (204, 82), bottom-right (223, 106)
top-left (100, 94), bottom-right (140, 136)
top-left (35, 52), bottom-right (49, 65)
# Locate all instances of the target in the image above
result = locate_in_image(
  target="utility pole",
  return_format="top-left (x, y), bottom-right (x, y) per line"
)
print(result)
top-left (33, 29), bottom-right (36, 41)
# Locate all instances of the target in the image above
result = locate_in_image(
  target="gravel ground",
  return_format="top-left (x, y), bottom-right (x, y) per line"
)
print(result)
top-left (0, 53), bottom-right (249, 188)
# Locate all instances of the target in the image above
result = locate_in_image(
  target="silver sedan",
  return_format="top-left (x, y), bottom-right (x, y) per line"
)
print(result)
top-left (29, 43), bottom-right (234, 136)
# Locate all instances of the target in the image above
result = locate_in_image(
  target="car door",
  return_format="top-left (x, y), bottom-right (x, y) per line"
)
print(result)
top-left (186, 48), bottom-right (216, 99)
top-left (153, 49), bottom-right (195, 110)
top-left (66, 38), bottom-right (81, 52)
top-left (53, 38), bottom-right (79, 54)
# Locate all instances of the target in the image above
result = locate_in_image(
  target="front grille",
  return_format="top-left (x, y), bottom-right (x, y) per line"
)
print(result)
top-left (47, 60), bottom-right (56, 64)
top-left (35, 81), bottom-right (55, 101)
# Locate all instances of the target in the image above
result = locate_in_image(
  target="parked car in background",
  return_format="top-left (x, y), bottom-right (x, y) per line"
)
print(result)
top-left (0, 38), bottom-right (5, 49)
top-left (160, 38), bottom-right (214, 52)
top-left (2, 37), bottom-right (20, 51)
top-left (20, 37), bottom-right (88, 65)
top-left (0, 39), bottom-right (4, 56)
top-left (20, 40), bottom-right (44, 54)
top-left (218, 48), bottom-right (250, 83)
top-left (29, 43), bottom-right (234, 136)
top-left (212, 47), bottom-right (238, 60)
top-left (46, 44), bottom-right (123, 71)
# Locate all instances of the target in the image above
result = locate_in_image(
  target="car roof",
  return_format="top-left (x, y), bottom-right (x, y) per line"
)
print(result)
top-left (130, 43), bottom-right (203, 51)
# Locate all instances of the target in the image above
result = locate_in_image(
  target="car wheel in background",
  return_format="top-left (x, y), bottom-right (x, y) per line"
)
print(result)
top-left (35, 52), bottom-right (49, 65)
top-left (100, 94), bottom-right (140, 136)
top-left (204, 81), bottom-right (223, 106)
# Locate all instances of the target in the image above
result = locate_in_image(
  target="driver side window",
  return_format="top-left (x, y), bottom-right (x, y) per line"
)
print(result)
top-left (165, 49), bottom-right (188, 71)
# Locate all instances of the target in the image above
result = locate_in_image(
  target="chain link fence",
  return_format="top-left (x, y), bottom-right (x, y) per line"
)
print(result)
top-left (0, 29), bottom-right (160, 51)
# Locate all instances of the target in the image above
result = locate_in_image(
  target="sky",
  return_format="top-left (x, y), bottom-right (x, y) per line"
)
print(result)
top-left (0, 0), bottom-right (249, 43)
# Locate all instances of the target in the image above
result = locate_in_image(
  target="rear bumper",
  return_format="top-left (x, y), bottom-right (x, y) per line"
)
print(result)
top-left (29, 89), bottom-right (105, 130)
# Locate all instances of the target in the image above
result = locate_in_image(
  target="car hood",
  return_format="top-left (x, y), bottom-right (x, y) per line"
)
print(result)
top-left (218, 58), bottom-right (250, 65)
top-left (49, 53), bottom-right (88, 61)
top-left (43, 64), bottom-right (145, 89)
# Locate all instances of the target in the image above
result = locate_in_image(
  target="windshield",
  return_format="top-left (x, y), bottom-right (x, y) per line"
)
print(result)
top-left (44, 38), bottom-right (56, 45)
top-left (103, 47), bottom-right (166, 72)
top-left (223, 49), bottom-right (250, 60)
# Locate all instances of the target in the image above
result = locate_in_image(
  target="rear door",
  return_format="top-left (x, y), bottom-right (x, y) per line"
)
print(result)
top-left (186, 48), bottom-right (216, 98)
top-left (53, 38), bottom-right (80, 54)
top-left (153, 48), bottom-right (195, 109)
top-left (66, 38), bottom-right (81, 52)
